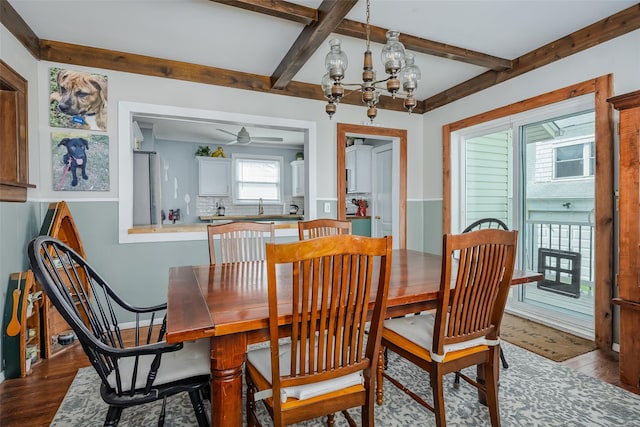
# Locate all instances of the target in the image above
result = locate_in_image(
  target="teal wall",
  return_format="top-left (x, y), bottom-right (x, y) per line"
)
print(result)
top-left (421, 200), bottom-right (443, 255)
top-left (0, 197), bottom-right (436, 377)
top-left (1, 201), bottom-right (41, 376)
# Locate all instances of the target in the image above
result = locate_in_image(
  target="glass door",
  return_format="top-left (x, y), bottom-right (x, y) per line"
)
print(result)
top-left (456, 102), bottom-right (596, 339)
top-left (512, 109), bottom-right (595, 338)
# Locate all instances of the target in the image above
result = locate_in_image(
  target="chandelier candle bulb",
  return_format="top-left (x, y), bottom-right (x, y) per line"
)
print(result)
top-left (325, 39), bottom-right (347, 81)
top-left (381, 30), bottom-right (405, 75)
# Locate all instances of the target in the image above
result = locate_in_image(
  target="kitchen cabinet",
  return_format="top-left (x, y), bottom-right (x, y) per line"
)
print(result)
top-left (198, 156), bottom-right (231, 196)
top-left (609, 90), bottom-right (640, 393)
top-left (290, 160), bottom-right (304, 197)
top-left (346, 145), bottom-right (372, 193)
top-left (348, 217), bottom-right (371, 237)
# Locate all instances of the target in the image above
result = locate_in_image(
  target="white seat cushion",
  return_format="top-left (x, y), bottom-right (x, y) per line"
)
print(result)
top-left (384, 313), bottom-right (498, 363)
top-left (247, 342), bottom-right (363, 403)
top-left (107, 338), bottom-right (210, 392)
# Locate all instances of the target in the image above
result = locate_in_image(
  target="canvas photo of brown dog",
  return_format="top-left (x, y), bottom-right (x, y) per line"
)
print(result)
top-left (49, 68), bottom-right (108, 131)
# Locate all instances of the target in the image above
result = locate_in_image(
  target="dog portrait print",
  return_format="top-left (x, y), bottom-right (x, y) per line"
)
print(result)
top-left (49, 68), bottom-right (108, 131)
top-left (52, 133), bottom-right (110, 191)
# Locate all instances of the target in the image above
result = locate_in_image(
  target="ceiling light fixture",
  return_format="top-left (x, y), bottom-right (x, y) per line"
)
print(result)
top-left (321, 0), bottom-right (421, 123)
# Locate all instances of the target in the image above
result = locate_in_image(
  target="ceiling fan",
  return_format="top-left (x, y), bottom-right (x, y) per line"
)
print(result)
top-left (216, 126), bottom-right (283, 145)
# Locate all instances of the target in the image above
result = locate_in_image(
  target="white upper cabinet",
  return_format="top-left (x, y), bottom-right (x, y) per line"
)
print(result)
top-left (346, 145), bottom-right (372, 193)
top-left (291, 160), bottom-right (304, 197)
top-left (198, 157), bottom-right (231, 196)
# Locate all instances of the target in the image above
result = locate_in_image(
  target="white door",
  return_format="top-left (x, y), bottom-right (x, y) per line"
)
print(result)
top-left (372, 144), bottom-right (393, 238)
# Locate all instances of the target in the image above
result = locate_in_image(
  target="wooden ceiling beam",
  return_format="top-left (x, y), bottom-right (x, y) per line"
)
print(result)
top-left (214, 1), bottom-right (512, 71)
top-left (208, 0), bottom-right (317, 25)
top-left (335, 19), bottom-right (512, 71)
top-left (3, 1), bottom-right (637, 116)
top-left (38, 39), bottom-right (422, 114)
top-left (270, 0), bottom-right (357, 91)
top-left (0, 0), bottom-right (39, 59)
top-left (423, 3), bottom-right (640, 112)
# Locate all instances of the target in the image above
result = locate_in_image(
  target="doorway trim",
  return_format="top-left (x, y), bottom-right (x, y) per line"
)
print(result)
top-left (336, 123), bottom-right (407, 249)
top-left (442, 75), bottom-right (614, 350)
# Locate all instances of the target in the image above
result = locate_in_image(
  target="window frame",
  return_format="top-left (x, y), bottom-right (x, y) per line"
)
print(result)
top-left (231, 153), bottom-right (284, 205)
top-left (442, 75), bottom-right (614, 350)
top-left (552, 138), bottom-right (595, 180)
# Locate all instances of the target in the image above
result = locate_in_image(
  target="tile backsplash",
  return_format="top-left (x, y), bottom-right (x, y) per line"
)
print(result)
top-left (197, 196), bottom-right (304, 217)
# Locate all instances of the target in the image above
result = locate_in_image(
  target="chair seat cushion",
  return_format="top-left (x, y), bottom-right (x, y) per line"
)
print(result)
top-left (247, 342), bottom-right (363, 403)
top-left (384, 313), bottom-right (498, 363)
top-left (107, 339), bottom-right (210, 392)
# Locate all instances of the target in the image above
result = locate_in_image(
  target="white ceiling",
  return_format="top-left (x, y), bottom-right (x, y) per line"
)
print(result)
top-left (9, 0), bottom-right (636, 146)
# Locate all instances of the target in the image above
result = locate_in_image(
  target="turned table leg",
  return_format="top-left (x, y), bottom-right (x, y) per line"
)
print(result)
top-left (209, 333), bottom-right (247, 426)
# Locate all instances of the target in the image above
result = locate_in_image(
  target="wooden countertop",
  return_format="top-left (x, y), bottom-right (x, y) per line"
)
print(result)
top-left (199, 214), bottom-right (303, 221)
top-left (129, 219), bottom-right (299, 234)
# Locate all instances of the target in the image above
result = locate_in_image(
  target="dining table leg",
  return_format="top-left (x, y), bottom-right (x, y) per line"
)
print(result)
top-left (209, 333), bottom-right (247, 426)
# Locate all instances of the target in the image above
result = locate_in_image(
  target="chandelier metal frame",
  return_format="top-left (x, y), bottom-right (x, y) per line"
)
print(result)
top-left (321, 0), bottom-right (421, 122)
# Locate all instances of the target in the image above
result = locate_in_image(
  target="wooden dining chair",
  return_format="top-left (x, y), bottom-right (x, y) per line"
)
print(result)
top-left (463, 218), bottom-right (508, 233)
top-left (207, 221), bottom-right (275, 264)
top-left (28, 236), bottom-right (211, 427)
top-left (377, 229), bottom-right (518, 427)
top-left (297, 218), bottom-right (352, 240)
top-left (454, 217), bottom-right (511, 386)
top-left (245, 234), bottom-right (393, 426)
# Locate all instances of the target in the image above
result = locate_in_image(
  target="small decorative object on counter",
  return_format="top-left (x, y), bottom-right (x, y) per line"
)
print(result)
top-left (356, 199), bottom-right (368, 216)
top-left (296, 152), bottom-right (304, 160)
top-left (168, 209), bottom-right (181, 223)
top-left (217, 201), bottom-right (225, 216)
top-left (195, 146), bottom-right (211, 157)
top-left (212, 146), bottom-right (226, 158)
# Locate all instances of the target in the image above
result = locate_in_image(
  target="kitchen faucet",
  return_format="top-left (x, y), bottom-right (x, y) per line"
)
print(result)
top-left (258, 198), bottom-right (264, 215)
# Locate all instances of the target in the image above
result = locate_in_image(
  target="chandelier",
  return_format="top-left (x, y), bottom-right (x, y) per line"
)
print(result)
top-left (321, 0), bottom-right (421, 122)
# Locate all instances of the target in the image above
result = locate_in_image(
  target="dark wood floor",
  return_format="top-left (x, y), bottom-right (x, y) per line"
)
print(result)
top-left (0, 342), bottom-right (636, 427)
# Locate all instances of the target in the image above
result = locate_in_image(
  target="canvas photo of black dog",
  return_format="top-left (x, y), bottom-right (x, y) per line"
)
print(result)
top-left (59, 137), bottom-right (88, 186)
top-left (51, 133), bottom-right (110, 191)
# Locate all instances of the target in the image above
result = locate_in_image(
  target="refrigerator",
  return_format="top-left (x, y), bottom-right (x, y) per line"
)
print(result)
top-left (133, 151), bottom-right (162, 225)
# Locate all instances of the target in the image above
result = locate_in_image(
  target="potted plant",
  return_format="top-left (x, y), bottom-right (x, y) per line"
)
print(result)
top-left (195, 146), bottom-right (211, 157)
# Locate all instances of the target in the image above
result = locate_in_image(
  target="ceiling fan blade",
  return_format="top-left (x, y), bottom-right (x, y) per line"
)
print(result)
top-left (217, 128), bottom-right (238, 137)
top-left (225, 140), bottom-right (239, 145)
top-left (251, 137), bottom-right (284, 142)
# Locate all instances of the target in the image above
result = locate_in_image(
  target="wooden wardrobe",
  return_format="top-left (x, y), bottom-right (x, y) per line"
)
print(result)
top-left (609, 90), bottom-right (640, 392)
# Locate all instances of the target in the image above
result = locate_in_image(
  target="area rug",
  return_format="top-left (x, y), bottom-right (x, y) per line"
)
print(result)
top-left (501, 313), bottom-right (598, 362)
top-left (52, 341), bottom-right (640, 426)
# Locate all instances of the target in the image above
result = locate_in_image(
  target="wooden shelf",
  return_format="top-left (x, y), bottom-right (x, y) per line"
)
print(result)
top-left (2, 271), bottom-right (41, 378)
top-left (37, 201), bottom-right (89, 359)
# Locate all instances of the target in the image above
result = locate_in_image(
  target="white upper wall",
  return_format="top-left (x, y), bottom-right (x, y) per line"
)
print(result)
top-left (422, 29), bottom-right (640, 200)
top-left (1, 24), bottom-right (424, 203)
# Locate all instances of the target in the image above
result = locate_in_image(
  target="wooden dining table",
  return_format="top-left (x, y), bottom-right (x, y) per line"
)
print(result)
top-left (165, 249), bottom-right (543, 427)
